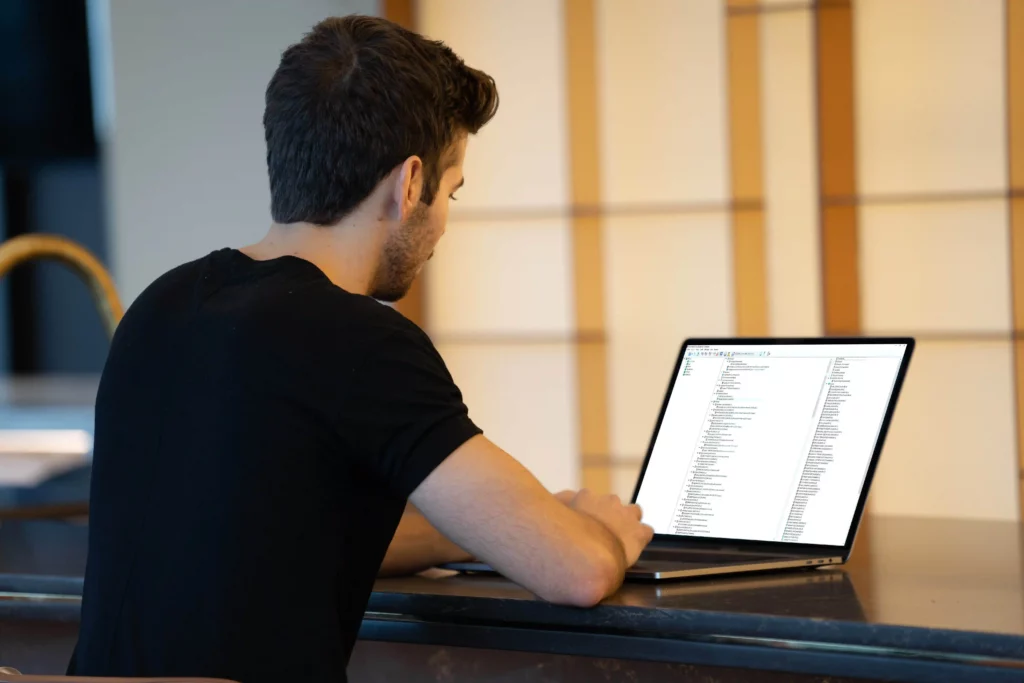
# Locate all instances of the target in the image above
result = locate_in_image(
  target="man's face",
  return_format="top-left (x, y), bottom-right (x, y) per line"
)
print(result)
top-left (370, 137), bottom-right (467, 302)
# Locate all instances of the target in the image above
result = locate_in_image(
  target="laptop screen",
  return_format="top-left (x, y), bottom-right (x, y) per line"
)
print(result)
top-left (634, 342), bottom-right (908, 547)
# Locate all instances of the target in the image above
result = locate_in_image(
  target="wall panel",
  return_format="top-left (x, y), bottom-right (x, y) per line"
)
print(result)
top-left (871, 340), bottom-right (1018, 521)
top-left (604, 213), bottom-right (734, 460)
top-left (419, 0), bottom-right (569, 212)
top-left (428, 220), bottom-right (574, 337)
top-left (854, 0), bottom-right (1007, 196)
top-left (860, 201), bottom-right (1011, 335)
top-left (437, 343), bottom-right (580, 492)
top-left (761, 8), bottom-right (822, 336)
top-left (596, 0), bottom-right (730, 207)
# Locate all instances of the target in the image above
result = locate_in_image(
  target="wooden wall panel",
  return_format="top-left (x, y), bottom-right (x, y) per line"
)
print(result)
top-left (1008, 0), bottom-right (1024, 520)
top-left (727, 1), bottom-right (768, 337)
top-left (382, 0), bottom-right (426, 327)
top-left (817, 0), bottom-right (860, 338)
top-left (815, 0), bottom-right (869, 561)
top-left (381, 0), bottom-right (415, 29)
top-left (761, 7), bottom-right (823, 337)
top-left (855, 1), bottom-right (1015, 523)
top-left (566, 0), bottom-right (611, 494)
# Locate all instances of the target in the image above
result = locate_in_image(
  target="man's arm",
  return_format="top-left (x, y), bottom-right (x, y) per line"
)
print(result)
top-left (410, 435), bottom-right (653, 607)
top-left (379, 504), bottom-right (472, 577)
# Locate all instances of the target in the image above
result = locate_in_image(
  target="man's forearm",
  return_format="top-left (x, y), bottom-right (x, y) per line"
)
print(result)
top-left (378, 504), bottom-right (472, 577)
top-left (562, 507), bottom-right (628, 598)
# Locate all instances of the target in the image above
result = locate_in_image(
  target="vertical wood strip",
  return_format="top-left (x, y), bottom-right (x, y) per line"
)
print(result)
top-left (383, 0), bottom-right (427, 328)
top-left (727, 1), bottom-right (769, 337)
top-left (1006, 0), bottom-right (1024, 520)
top-left (382, 0), bottom-right (415, 30)
top-left (565, 0), bottom-right (611, 494)
top-left (816, 0), bottom-right (861, 337)
top-left (815, 0), bottom-right (871, 564)
top-left (1011, 2), bottom-right (1024, 190)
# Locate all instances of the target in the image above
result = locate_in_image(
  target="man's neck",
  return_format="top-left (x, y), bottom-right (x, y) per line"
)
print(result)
top-left (240, 219), bottom-right (383, 295)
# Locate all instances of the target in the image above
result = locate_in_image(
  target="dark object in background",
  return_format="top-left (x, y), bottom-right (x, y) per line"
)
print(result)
top-left (0, 0), bottom-right (97, 162)
top-left (0, 0), bottom-right (109, 374)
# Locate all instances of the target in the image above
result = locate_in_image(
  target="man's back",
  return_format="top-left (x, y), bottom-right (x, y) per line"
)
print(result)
top-left (69, 249), bottom-right (481, 682)
top-left (68, 15), bottom-right (655, 681)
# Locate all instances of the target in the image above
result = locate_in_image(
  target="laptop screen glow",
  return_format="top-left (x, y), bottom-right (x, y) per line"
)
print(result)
top-left (635, 343), bottom-right (907, 546)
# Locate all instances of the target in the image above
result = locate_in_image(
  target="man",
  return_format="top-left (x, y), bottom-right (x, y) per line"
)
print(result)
top-left (69, 15), bottom-right (653, 683)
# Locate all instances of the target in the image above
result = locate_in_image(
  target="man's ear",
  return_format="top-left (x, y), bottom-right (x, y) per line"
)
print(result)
top-left (394, 155), bottom-right (424, 220)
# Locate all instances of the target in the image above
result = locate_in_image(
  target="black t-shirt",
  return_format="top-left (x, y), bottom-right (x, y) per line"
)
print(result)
top-left (68, 249), bottom-right (481, 683)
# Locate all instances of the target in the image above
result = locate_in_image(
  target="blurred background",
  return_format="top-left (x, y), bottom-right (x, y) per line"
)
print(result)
top-left (0, 0), bottom-right (1021, 553)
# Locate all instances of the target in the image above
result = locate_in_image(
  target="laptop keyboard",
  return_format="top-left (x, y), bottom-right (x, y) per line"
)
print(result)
top-left (640, 550), bottom-right (784, 564)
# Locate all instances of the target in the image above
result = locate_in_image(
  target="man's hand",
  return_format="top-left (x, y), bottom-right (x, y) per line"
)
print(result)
top-left (412, 436), bottom-right (652, 607)
top-left (553, 489), bottom-right (577, 506)
top-left (552, 489), bottom-right (653, 567)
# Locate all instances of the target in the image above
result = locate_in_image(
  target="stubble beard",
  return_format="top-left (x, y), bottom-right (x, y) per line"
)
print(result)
top-left (369, 204), bottom-right (431, 303)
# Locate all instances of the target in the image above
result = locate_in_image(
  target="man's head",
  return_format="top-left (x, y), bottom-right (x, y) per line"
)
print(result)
top-left (263, 16), bottom-right (498, 300)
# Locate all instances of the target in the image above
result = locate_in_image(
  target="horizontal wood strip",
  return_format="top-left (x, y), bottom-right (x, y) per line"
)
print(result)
top-left (582, 455), bottom-right (646, 467)
top-left (431, 331), bottom-right (1024, 347)
top-left (729, 1), bottom-right (815, 16)
top-left (824, 189), bottom-right (1023, 206)
top-left (447, 189), bottom-right (1024, 225)
top-left (856, 331), bottom-right (1019, 342)
top-left (432, 333), bottom-right (605, 345)
top-left (447, 200), bottom-right (763, 223)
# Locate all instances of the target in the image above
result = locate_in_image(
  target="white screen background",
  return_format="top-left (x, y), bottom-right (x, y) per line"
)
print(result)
top-left (634, 344), bottom-right (905, 546)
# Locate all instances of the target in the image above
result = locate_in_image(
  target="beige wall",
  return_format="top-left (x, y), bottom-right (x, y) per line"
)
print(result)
top-left (854, 0), bottom-right (1016, 521)
top-left (420, 0), bottom-right (580, 492)
top-left (105, 0), bottom-right (1023, 522)
top-left (417, 0), bottom-right (1023, 522)
top-left (107, 0), bottom-right (377, 304)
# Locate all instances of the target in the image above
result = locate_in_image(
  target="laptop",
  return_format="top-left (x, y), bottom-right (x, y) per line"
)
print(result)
top-left (446, 337), bottom-right (914, 581)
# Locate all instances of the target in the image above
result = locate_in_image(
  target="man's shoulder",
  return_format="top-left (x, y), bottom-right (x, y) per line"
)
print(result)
top-left (322, 294), bottom-right (431, 347)
top-left (120, 250), bottom-right (433, 351)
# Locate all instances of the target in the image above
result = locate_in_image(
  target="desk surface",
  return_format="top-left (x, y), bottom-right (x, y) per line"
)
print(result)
top-left (364, 517), bottom-right (1024, 667)
top-left (376, 516), bottom-right (1024, 629)
top-left (1, 516), bottom-right (1022, 673)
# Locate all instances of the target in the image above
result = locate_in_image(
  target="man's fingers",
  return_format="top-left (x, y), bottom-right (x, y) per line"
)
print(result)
top-left (553, 489), bottom-right (577, 505)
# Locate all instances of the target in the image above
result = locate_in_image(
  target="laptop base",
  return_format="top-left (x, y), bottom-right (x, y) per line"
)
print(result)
top-left (441, 552), bottom-right (844, 582)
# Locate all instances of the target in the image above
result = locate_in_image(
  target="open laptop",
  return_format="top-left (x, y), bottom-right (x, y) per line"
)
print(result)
top-left (447, 337), bottom-right (914, 581)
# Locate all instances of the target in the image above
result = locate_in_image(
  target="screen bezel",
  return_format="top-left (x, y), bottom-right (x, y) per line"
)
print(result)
top-left (629, 336), bottom-right (915, 559)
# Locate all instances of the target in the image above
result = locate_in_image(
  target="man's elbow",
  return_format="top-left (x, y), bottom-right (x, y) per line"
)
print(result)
top-left (544, 548), bottom-right (624, 608)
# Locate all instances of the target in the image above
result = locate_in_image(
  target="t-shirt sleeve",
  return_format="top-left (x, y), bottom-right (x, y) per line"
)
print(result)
top-left (335, 324), bottom-right (482, 497)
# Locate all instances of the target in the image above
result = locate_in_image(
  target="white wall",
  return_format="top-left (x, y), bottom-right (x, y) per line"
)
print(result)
top-left (107, 0), bottom-right (377, 303)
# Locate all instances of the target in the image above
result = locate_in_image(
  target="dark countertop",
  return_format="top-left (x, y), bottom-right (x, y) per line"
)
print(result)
top-left (1, 516), bottom-right (1022, 681)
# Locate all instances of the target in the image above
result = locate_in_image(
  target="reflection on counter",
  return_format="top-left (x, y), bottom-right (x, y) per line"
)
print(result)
top-left (0, 377), bottom-right (97, 514)
top-left (348, 640), bottom-right (877, 683)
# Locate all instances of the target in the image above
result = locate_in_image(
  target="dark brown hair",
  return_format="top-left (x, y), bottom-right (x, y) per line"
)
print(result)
top-left (264, 15), bottom-right (499, 225)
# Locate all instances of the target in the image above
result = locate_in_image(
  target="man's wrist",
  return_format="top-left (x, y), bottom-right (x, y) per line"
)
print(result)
top-left (570, 508), bottom-right (628, 572)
